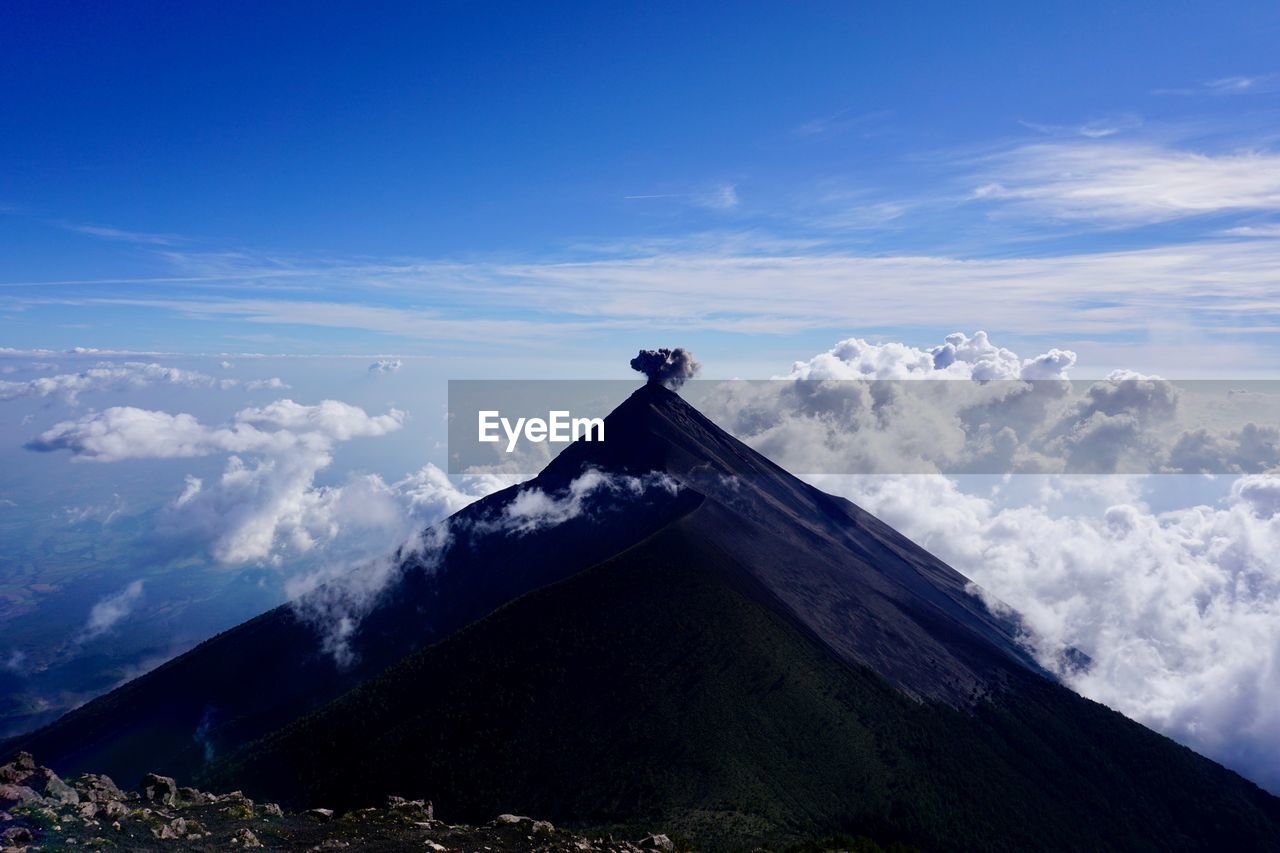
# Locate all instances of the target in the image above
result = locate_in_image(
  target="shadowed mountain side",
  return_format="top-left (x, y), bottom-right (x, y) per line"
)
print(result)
top-left (204, 507), bottom-right (1280, 851)
top-left (6, 474), bottom-right (702, 786)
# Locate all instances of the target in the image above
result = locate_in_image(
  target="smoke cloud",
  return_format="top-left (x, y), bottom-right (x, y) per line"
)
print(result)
top-left (630, 347), bottom-right (701, 389)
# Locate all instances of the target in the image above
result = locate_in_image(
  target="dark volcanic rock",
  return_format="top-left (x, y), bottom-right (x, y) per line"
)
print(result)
top-left (0, 752), bottom-right (679, 852)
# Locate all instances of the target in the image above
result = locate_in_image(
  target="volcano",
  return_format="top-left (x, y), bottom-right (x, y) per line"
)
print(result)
top-left (9, 382), bottom-right (1280, 849)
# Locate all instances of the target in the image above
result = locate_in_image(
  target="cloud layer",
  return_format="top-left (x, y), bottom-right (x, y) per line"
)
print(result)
top-left (720, 332), bottom-right (1280, 792)
top-left (0, 361), bottom-right (287, 404)
top-left (817, 471), bottom-right (1280, 793)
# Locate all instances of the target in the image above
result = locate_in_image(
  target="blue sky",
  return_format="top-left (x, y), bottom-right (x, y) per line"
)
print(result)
top-left (4, 0), bottom-right (1280, 374)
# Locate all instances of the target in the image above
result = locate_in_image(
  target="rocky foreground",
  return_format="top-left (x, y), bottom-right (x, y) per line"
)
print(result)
top-left (0, 753), bottom-right (677, 852)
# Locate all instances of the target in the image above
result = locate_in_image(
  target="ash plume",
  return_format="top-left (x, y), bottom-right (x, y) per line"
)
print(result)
top-left (630, 348), bottom-right (701, 389)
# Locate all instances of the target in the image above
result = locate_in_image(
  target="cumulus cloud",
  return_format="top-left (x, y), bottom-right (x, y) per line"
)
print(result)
top-left (30, 399), bottom-right (403, 462)
top-left (812, 471), bottom-right (1280, 793)
top-left (630, 347), bottom-right (701, 389)
top-left (368, 359), bottom-right (403, 374)
top-left (695, 333), bottom-right (1280, 477)
top-left (690, 333), bottom-right (1280, 791)
top-left (787, 331), bottom-right (1077, 380)
top-left (0, 361), bottom-right (289, 404)
top-left (1167, 423), bottom-right (1280, 475)
top-left (82, 580), bottom-right (144, 639)
top-left (31, 399), bottom-right (409, 565)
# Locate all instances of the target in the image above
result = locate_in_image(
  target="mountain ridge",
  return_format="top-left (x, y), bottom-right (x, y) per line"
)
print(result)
top-left (7, 380), bottom-right (1280, 849)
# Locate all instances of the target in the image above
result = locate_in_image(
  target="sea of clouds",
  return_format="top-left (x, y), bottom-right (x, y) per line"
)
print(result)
top-left (7, 334), bottom-right (1280, 792)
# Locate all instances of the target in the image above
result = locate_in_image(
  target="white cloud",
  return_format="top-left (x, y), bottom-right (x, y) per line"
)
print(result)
top-left (284, 467), bottom-right (675, 666)
top-left (694, 333), bottom-right (1280, 792)
top-left (65, 494), bottom-right (125, 525)
top-left (368, 359), bottom-right (403, 374)
top-left (972, 142), bottom-right (1280, 225)
top-left (701, 333), bottom-right (1280, 480)
top-left (32, 399), bottom-right (410, 566)
top-left (0, 361), bottom-right (289, 404)
top-left (285, 523), bottom-right (453, 668)
top-left (48, 233), bottom-right (1280, 361)
top-left (699, 182), bottom-right (739, 210)
top-left (491, 468), bottom-right (680, 535)
top-left (1018, 114), bottom-right (1143, 139)
top-left (82, 580), bottom-right (144, 639)
top-left (623, 182), bottom-right (739, 211)
top-left (787, 331), bottom-right (1077, 380)
top-left (31, 399), bottom-right (403, 462)
top-left (1156, 74), bottom-right (1280, 96)
top-left (1219, 224), bottom-right (1280, 238)
top-left (244, 377), bottom-right (289, 390)
top-left (812, 471), bottom-right (1280, 793)
top-left (61, 222), bottom-right (179, 245)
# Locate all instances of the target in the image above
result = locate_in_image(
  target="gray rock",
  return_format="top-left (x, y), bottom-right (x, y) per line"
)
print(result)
top-left (140, 773), bottom-right (178, 806)
top-left (73, 773), bottom-right (125, 804)
top-left (388, 796), bottom-right (434, 819)
top-left (306, 807), bottom-right (334, 821)
top-left (233, 827), bottom-right (263, 847)
top-left (1, 825), bottom-right (34, 845)
top-left (494, 813), bottom-right (531, 825)
top-left (638, 834), bottom-right (674, 851)
top-left (0, 754), bottom-right (78, 807)
top-left (0, 753), bottom-right (36, 784)
top-left (31, 768), bottom-right (78, 805)
top-left (0, 784), bottom-right (38, 811)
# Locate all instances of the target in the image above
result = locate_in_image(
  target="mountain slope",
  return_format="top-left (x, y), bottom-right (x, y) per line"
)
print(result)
top-left (10, 381), bottom-right (1280, 850)
top-left (6, 422), bottom-right (701, 784)
top-left (545, 382), bottom-right (1046, 703)
top-left (8, 382), bottom-right (1030, 784)
top-left (206, 501), bottom-right (1280, 850)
